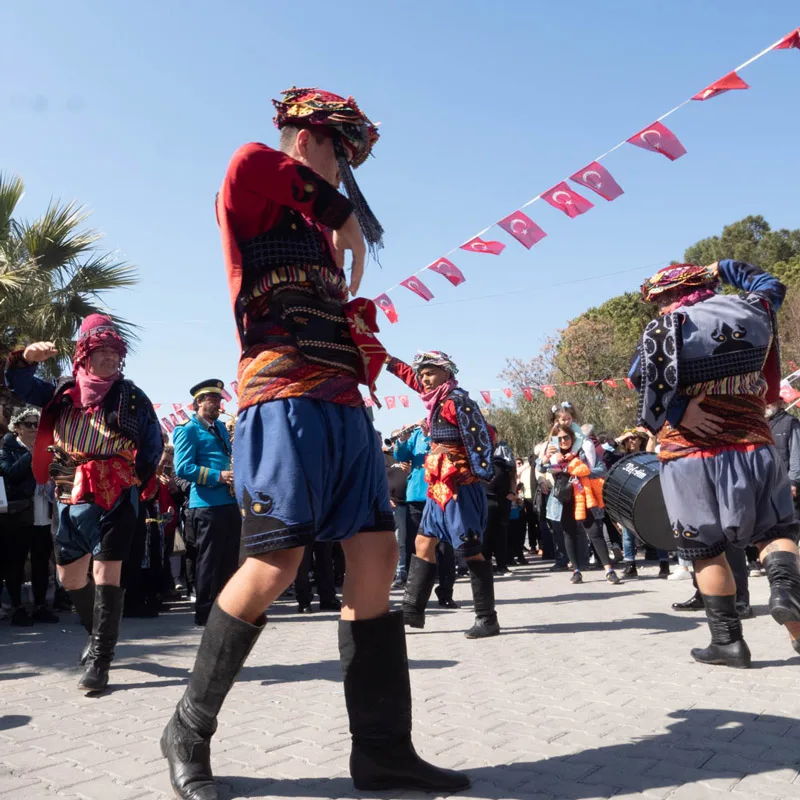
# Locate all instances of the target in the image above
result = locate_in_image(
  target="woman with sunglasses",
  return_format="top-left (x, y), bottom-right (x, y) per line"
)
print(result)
top-left (539, 424), bottom-right (621, 585)
top-left (0, 407), bottom-right (60, 625)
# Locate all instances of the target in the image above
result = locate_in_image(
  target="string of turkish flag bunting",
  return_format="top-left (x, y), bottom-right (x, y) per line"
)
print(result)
top-left (372, 28), bottom-right (800, 326)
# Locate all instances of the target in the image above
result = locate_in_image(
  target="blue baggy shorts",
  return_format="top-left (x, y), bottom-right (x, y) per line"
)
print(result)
top-left (660, 444), bottom-right (798, 561)
top-left (234, 399), bottom-right (394, 557)
top-left (420, 483), bottom-right (487, 558)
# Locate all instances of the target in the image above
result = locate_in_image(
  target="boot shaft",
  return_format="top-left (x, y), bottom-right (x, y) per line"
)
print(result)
top-left (466, 559), bottom-right (496, 619)
top-left (701, 594), bottom-right (743, 646)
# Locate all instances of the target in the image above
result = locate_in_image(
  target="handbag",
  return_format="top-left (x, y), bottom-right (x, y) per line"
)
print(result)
top-left (552, 472), bottom-right (574, 505)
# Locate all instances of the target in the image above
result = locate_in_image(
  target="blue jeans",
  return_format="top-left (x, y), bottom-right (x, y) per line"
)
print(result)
top-left (393, 504), bottom-right (409, 577)
top-left (622, 528), bottom-right (667, 562)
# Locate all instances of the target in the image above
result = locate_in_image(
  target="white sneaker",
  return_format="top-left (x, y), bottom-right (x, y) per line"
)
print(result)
top-left (668, 568), bottom-right (692, 581)
top-left (189, 594), bottom-right (197, 603)
top-left (748, 562), bottom-right (763, 577)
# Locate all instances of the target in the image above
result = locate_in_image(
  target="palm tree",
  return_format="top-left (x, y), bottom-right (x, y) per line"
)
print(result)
top-left (0, 172), bottom-right (138, 384)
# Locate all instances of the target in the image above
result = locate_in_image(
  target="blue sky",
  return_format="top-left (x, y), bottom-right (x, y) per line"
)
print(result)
top-left (3, 2), bottom-right (799, 435)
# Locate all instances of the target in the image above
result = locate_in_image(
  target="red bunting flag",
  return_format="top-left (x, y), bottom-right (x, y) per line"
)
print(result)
top-left (399, 395), bottom-right (409, 408)
top-left (374, 293), bottom-right (399, 324)
top-left (498, 211), bottom-right (547, 250)
top-left (502, 388), bottom-right (513, 398)
top-left (604, 379), bottom-right (618, 389)
top-left (385, 396), bottom-right (396, 409)
top-left (542, 182), bottom-right (594, 218)
top-left (185, 404), bottom-right (193, 412)
top-left (177, 409), bottom-right (190, 423)
top-left (460, 236), bottom-right (506, 255)
top-left (542, 385), bottom-right (556, 398)
top-left (230, 380), bottom-right (239, 397)
top-left (427, 258), bottom-right (466, 286)
top-left (169, 413), bottom-right (179, 427)
top-left (627, 121), bottom-right (686, 161)
top-left (220, 387), bottom-right (232, 402)
top-left (480, 391), bottom-right (492, 405)
top-left (172, 403), bottom-right (183, 412)
top-left (364, 397), bottom-right (375, 408)
top-left (152, 403), bottom-right (161, 411)
top-left (692, 71), bottom-right (749, 101)
top-left (522, 387), bottom-right (533, 401)
top-left (160, 420), bottom-right (170, 434)
top-left (775, 28), bottom-right (800, 50)
top-left (163, 417), bottom-right (175, 432)
top-left (624, 377), bottom-right (635, 390)
top-left (570, 162), bottom-right (624, 201)
top-left (780, 380), bottom-right (800, 404)
top-left (400, 276), bottom-right (434, 301)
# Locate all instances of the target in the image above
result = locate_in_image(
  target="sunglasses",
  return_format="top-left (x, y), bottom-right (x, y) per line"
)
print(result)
top-left (20, 421), bottom-right (38, 429)
top-left (557, 435), bottom-right (572, 442)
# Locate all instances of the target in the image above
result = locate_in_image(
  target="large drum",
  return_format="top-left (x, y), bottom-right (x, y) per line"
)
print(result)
top-left (603, 452), bottom-right (675, 552)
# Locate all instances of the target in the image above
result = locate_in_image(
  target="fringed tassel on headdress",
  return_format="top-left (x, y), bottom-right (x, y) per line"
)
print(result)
top-left (334, 139), bottom-right (384, 260)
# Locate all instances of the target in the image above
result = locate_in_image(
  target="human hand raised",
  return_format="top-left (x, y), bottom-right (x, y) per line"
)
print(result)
top-left (333, 213), bottom-right (366, 297)
top-left (23, 341), bottom-right (58, 364)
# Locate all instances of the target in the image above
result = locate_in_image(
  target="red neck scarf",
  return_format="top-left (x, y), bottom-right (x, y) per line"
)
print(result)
top-left (65, 366), bottom-right (121, 411)
top-left (421, 378), bottom-right (458, 429)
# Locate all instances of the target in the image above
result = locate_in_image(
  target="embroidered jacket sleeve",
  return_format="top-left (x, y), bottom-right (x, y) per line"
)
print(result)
top-left (718, 259), bottom-right (786, 310)
top-left (4, 352), bottom-right (57, 408)
top-left (173, 423), bottom-right (223, 488)
top-left (220, 142), bottom-right (354, 240)
top-left (386, 357), bottom-right (423, 394)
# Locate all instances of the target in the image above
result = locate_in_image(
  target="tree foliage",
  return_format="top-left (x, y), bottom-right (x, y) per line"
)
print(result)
top-left (489, 215), bottom-right (800, 454)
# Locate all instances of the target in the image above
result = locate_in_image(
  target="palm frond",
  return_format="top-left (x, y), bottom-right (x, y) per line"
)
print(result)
top-left (0, 173), bottom-right (25, 245)
top-left (16, 200), bottom-right (99, 271)
top-left (58, 253), bottom-right (139, 296)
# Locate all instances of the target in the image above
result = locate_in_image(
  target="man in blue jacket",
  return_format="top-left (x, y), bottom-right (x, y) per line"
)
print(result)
top-left (173, 379), bottom-right (240, 626)
top-left (394, 422), bottom-right (457, 608)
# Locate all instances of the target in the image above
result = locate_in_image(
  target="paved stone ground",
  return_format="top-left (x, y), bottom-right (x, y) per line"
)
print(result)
top-left (3, 560), bottom-right (800, 799)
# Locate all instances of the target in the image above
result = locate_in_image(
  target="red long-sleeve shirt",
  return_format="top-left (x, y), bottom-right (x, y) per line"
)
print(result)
top-left (386, 357), bottom-right (459, 427)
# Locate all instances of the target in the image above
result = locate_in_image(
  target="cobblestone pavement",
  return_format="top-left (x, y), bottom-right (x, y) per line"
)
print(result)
top-left (3, 561), bottom-right (800, 799)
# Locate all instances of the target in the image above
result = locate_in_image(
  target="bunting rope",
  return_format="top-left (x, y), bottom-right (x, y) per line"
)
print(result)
top-left (372, 27), bottom-right (800, 324)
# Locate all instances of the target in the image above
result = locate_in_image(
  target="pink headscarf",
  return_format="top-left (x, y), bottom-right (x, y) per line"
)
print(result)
top-left (65, 314), bottom-right (127, 411)
top-left (421, 378), bottom-right (458, 429)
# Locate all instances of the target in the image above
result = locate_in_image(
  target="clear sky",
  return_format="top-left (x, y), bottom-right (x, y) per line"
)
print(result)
top-left (3, 2), bottom-right (799, 435)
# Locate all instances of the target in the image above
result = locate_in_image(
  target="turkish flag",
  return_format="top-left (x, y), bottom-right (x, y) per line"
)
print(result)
top-left (172, 403), bottom-right (183, 413)
top-left (399, 395), bottom-right (409, 408)
top-left (522, 387), bottom-right (533, 401)
top-left (385, 396), bottom-right (396, 409)
top-left (185, 404), bottom-right (194, 412)
top-left (604, 379), bottom-right (618, 389)
top-left (480, 391), bottom-right (492, 405)
top-left (152, 403), bottom-right (161, 411)
top-left (692, 71), bottom-right (749, 101)
top-left (169, 413), bottom-right (180, 427)
top-left (542, 182), bottom-right (594, 218)
top-left (542, 385), bottom-right (556, 398)
top-left (498, 212), bottom-right (547, 250)
top-left (220, 387), bottom-right (233, 402)
top-left (460, 236), bottom-right (506, 255)
top-left (230, 380), bottom-right (239, 397)
top-left (427, 258), bottom-right (466, 286)
top-left (502, 388), bottom-right (513, 398)
top-left (570, 162), bottom-right (624, 201)
top-left (374, 293), bottom-right (399, 323)
top-left (400, 276), bottom-right (434, 302)
top-left (364, 397), bottom-right (375, 408)
top-left (780, 379), bottom-right (800, 404)
top-left (624, 377), bottom-right (636, 390)
top-left (162, 417), bottom-right (174, 433)
top-left (774, 28), bottom-right (800, 50)
top-left (627, 121), bottom-right (686, 161)
top-left (177, 409), bottom-right (190, 423)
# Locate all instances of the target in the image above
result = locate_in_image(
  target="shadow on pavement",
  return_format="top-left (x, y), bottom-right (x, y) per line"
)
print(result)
top-left (0, 714), bottom-right (31, 731)
top-left (495, 590), bottom-right (644, 606)
top-left (216, 707), bottom-right (800, 798)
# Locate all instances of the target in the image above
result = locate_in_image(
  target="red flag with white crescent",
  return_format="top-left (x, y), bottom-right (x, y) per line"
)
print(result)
top-left (374, 293), bottom-right (399, 324)
top-left (502, 388), bottom-right (513, 398)
top-left (460, 236), bottom-right (506, 255)
top-left (169, 413), bottom-right (179, 427)
top-left (185, 404), bottom-right (193, 412)
top-left (230, 380), bottom-right (239, 397)
top-left (399, 395), bottom-right (409, 408)
top-left (624, 377), bottom-right (635, 390)
top-left (604, 379), bottom-right (618, 389)
top-left (480, 391), bottom-right (492, 405)
top-left (570, 162), bottom-right (624, 201)
top-left (172, 403), bottom-right (183, 412)
top-left (775, 28), bottom-right (800, 50)
top-left (364, 397), bottom-right (375, 408)
top-left (385, 396), bottom-right (396, 409)
top-left (542, 182), bottom-right (594, 218)
top-left (542, 385), bottom-right (556, 398)
top-left (497, 212), bottom-right (547, 250)
top-left (627, 121), bottom-right (686, 161)
top-left (177, 409), bottom-right (190, 423)
top-left (152, 403), bottom-right (161, 411)
top-left (522, 387), bottom-right (533, 401)
top-left (427, 258), bottom-right (466, 286)
top-left (780, 379), bottom-right (800, 403)
top-left (161, 419), bottom-right (172, 434)
top-left (692, 71), bottom-right (749, 101)
top-left (400, 276), bottom-right (434, 302)
top-left (220, 387), bottom-right (232, 402)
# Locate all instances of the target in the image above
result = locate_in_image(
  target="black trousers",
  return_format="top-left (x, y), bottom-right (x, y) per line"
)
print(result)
top-left (186, 504), bottom-right (241, 625)
top-left (554, 510), bottom-right (589, 571)
top-left (295, 541), bottom-right (337, 606)
top-left (2, 517), bottom-right (52, 607)
top-left (583, 509), bottom-right (612, 567)
top-left (508, 517), bottom-right (526, 560)
top-left (523, 499), bottom-right (539, 552)
top-left (482, 497), bottom-right (510, 569)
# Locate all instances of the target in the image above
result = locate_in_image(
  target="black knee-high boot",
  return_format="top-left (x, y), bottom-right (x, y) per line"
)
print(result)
top-left (691, 594), bottom-right (751, 668)
top-left (402, 555), bottom-right (437, 628)
top-left (78, 584), bottom-right (125, 692)
top-left (161, 602), bottom-right (265, 800)
top-left (68, 582), bottom-right (95, 666)
top-left (464, 559), bottom-right (500, 639)
top-left (762, 550), bottom-right (800, 654)
top-left (339, 611), bottom-right (470, 793)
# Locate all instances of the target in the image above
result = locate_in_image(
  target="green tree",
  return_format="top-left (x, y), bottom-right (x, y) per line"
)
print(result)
top-left (0, 172), bottom-right (138, 382)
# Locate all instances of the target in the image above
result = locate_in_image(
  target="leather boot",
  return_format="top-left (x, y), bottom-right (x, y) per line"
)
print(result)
top-left (78, 584), bottom-right (125, 692)
top-left (339, 611), bottom-right (470, 793)
top-left (68, 582), bottom-right (95, 666)
top-left (160, 603), bottom-right (264, 800)
top-left (464, 559), bottom-right (500, 639)
top-left (401, 555), bottom-right (437, 628)
top-left (672, 590), bottom-right (704, 611)
top-left (762, 550), bottom-right (800, 626)
top-left (434, 585), bottom-right (459, 609)
top-left (690, 594), bottom-right (751, 669)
